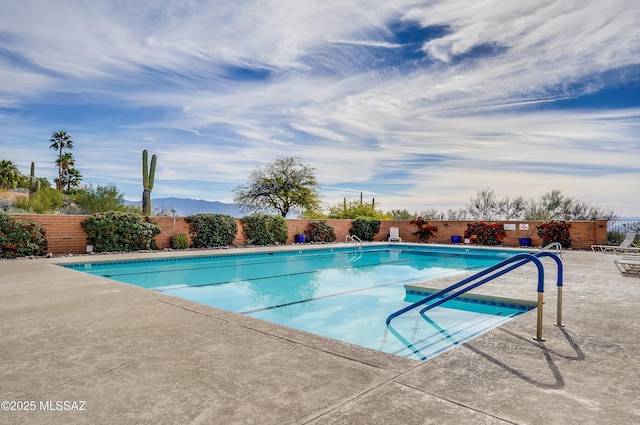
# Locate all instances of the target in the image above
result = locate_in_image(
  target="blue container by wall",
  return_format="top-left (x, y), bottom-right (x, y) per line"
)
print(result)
top-left (519, 237), bottom-right (532, 247)
top-left (451, 235), bottom-right (462, 244)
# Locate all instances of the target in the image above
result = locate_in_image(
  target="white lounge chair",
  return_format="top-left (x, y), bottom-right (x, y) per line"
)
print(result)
top-left (592, 231), bottom-right (639, 253)
top-left (614, 254), bottom-right (640, 275)
top-left (388, 227), bottom-right (402, 242)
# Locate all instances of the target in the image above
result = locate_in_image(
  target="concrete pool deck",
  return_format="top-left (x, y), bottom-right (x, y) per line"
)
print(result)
top-left (1, 245), bottom-right (639, 424)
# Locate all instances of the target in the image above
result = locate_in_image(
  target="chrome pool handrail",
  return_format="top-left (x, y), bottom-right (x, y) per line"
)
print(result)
top-left (540, 242), bottom-right (563, 255)
top-left (345, 234), bottom-right (362, 248)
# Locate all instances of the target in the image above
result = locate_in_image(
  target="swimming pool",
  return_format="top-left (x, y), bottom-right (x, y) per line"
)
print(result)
top-left (63, 244), bottom-right (533, 360)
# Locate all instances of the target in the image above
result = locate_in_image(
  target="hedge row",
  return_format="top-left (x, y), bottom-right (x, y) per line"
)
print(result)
top-left (1, 211), bottom-right (574, 258)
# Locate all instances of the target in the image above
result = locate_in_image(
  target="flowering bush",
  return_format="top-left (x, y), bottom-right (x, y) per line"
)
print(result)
top-left (307, 220), bottom-right (336, 243)
top-left (0, 212), bottom-right (48, 258)
top-left (82, 212), bottom-right (161, 252)
top-left (537, 220), bottom-right (571, 248)
top-left (464, 221), bottom-right (505, 246)
top-left (409, 217), bottom-right (438, 242)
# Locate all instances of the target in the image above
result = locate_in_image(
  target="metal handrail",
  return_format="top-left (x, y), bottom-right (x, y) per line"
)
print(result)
top-left (540, 242), bottom-right (563, 255)
top-left (386, 252), bottom-right (563, 342)
top-left (345, 235), bottom-right (363, 262)
top-left (345, 234), bottom-right (362, 248)
top-left (535, 251), bottom-right (564, 327)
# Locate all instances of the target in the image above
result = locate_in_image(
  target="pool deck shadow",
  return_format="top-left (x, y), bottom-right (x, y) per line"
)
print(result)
top-left (1, 245), bottom-right (639, 424)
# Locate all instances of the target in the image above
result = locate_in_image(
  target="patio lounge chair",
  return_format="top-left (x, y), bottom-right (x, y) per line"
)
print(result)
top-left (614, 254), bottom-right (640, 275)
top-left (591, 231), bottom-right (639, 253)
top-left (388, 227), bottom-right (402, 242)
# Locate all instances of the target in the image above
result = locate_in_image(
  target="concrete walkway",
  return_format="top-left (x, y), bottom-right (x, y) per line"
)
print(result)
top-left (1, 247), bottom-right (639, 425)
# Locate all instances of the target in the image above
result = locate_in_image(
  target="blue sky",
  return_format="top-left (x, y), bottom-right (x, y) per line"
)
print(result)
top-left (1, 0), bottom-right (639, 216)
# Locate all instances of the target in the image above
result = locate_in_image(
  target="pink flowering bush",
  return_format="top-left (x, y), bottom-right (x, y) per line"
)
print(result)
top-left (537, 220), bottom-right (571, 248)
top-left (307, 220), bottom-right (336, 243)
top-left (410, 217), bottom-right (438, 242)
top-left (464, 221), bottom-right (505, 246)
top-left (0, 212), bottom-right (48, 258)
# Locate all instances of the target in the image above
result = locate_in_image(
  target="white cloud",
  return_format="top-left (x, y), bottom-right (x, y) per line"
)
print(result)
top-left (0, 0), bottom-right (639, 215)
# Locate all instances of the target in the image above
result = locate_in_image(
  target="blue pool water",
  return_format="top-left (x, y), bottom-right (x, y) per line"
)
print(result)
top-left (63, 245), bottom-right (532, 360)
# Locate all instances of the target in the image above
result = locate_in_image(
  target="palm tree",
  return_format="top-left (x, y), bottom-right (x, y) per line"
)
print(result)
top-left (0, 159), bottom-right (21, 189)
top-left (49, 130), bottom-right (74, 191)
top-left (54, 152), bottom-right (75, 192)
top-left (64, 168), bottom-right (82, 192)
top-left (55, 152), bottom-right (75, 173)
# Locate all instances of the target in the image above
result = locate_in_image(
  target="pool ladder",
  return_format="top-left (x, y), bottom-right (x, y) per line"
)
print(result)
top-left (386, 251), bottom-right (564, 345)
top-left (540, 242), bottom-right (563, 255)
top-left (345, 235), bottom-right (362, 261)
top-left (345, 234), bottom-right (362, 247)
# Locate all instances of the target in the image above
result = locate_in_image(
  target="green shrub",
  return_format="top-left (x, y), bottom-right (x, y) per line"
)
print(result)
top-left (71, 184), bottom-right (127, 214)
top-left (240, 214), bottom-right (288, 245)
top-left (170, 233), bottom-right (189, 249)
top-left (606, 230), bottom-right (631, 246)
top-left (58, 201), bottom-right (85, 215)
top-left (185, 214), bottom-right (237, 247)
top-left (82, 212), bottom-right (161, 252)
top-left (537, 220), bottom-right (571, 248)
top-left (14, 188), bottom-right (63, 214)
top-left (349, 216), bottom-right (380, 241)
top-left (307, 220), bottom-right (336, 243)
top-left (0, 212), bottom-right (48, 258)
top-left (464, 222), bottom-right (505, 246)
top-left (410, 217), bottom-right (438, 242)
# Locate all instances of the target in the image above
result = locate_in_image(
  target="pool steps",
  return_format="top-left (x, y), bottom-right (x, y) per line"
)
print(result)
top-left (386, 251), bottom-right (564, 351)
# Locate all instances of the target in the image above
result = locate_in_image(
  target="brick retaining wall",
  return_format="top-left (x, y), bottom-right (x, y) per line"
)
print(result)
top-left (14, 214), bottom-right (89, 255)
top-left (288, 219), bottom-right (606, 250)
top-left (13, 214), bottom-right (607, 255)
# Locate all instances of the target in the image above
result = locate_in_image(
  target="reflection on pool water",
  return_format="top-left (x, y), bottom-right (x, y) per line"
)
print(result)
top-left (63, 245), bottom-right (533, 360)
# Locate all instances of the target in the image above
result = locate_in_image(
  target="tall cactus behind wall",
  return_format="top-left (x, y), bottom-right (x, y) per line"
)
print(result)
top-left (142, 150), bottom-right (157, 216)
top-left (28, 162), bottom-right (40, 198)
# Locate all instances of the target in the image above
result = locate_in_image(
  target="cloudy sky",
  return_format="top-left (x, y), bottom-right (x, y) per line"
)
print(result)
top-left (1, 0), bottom-right (639, 216)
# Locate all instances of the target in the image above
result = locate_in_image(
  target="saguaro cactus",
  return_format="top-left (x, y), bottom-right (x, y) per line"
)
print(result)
top-left (142, 150), bottom-right (157, 216)
top-left (28, 162), bottom-right (40, 198)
